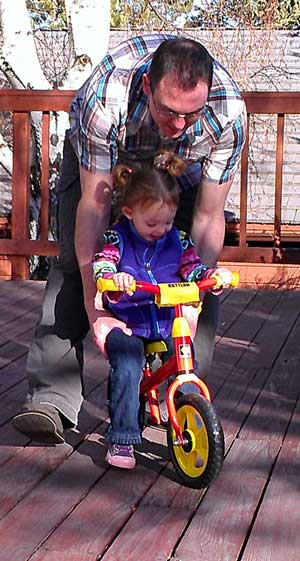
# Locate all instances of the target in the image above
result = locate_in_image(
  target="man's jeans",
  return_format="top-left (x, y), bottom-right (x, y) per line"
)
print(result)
top-left (25, 132), bottom-right (89, 425)
top-left (24, 132), bottom-right (219, 427)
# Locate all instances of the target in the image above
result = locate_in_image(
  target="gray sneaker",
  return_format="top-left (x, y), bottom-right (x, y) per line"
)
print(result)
top-left (12, 403), bottom-right (65, 445)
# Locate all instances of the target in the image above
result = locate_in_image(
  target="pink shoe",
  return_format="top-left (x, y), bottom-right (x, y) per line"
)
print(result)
top-left (106, 443), bottom-right (136, 469)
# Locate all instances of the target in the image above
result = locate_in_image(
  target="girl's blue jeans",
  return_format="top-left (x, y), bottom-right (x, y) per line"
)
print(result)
top-left (105, 328), bottom-right (146, 445)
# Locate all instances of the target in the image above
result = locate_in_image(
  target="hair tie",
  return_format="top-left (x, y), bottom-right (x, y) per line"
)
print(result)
top-left (154, 152), bottom-right (187, 177)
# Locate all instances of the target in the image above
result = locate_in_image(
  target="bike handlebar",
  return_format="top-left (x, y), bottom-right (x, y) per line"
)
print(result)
top-left (96, 271), bottom-right (239, 307)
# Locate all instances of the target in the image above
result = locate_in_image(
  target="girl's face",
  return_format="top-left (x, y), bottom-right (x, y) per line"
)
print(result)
top-left (123, 200), bottom-right (177, 242)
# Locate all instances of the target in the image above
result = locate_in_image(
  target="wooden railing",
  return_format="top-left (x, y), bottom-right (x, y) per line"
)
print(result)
top-left (0, 91), bottom-right (74, 279)
top-left (0, 89), bottom-right (300, 284)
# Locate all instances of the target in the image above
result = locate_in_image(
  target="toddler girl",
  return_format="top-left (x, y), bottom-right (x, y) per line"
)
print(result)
top-left (93, 153), bottom-right (230, 469)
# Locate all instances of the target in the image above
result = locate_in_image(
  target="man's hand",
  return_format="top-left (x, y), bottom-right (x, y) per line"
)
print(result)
top-left (92, 310), bottom-right (132, 358)
top-left (93, 290), bottom-right (132, 358)
top-left (207, 266), bottom-right (236, 295)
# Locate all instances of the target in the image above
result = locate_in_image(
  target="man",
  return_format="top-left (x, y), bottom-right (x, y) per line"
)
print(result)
top-left (13, 34), bottom-right (246, 444)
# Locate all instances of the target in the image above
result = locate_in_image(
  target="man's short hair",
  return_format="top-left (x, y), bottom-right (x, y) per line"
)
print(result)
top-left (149, 37), bottom-right (213, 93)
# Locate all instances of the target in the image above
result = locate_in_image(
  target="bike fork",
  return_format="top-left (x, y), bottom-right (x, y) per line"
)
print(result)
top-left (166, 373), bottom-right (211, 445)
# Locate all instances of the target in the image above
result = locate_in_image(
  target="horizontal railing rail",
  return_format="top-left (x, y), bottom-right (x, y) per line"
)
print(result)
top-left (0, 89), bottom-right (300, 280)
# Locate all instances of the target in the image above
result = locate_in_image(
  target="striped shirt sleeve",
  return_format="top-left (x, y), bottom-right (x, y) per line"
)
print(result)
top-left (202, 105), bottom-right (247, 184)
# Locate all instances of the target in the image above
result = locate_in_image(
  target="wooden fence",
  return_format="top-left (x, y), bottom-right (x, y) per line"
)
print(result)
top-left (0, 90), bottom-right (300, 287)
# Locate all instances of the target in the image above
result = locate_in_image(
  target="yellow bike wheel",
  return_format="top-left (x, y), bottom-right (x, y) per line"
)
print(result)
top-left (167, 393), bottom-right (224, 489)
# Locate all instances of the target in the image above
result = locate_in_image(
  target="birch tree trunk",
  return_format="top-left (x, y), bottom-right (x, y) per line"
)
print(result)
top-left (65, 0), bottom-right (111, 71)
top-left (0, 0), bottom-right (111, 277)
top-left (0, 0), bottom-right (50, 88)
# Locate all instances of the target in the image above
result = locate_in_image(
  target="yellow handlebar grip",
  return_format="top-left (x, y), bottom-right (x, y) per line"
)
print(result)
top-left (96, 278), bottom-right (116, 292)
top-left (230, 271), bottom-right (240, 288)
top-left (96, 277), bottom-right (136, 293)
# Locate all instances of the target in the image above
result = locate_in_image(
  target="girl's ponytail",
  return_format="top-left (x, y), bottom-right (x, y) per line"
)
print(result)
top-left (112, 164), bottom-right (133, 188)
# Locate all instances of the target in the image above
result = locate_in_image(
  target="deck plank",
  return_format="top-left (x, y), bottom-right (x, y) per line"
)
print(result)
top-left (0, 452), bottom-right (103, 561)
top-left (34, 450), bottom-right (164, 558)
top-left (172, 439), bottom-right (280, 561)
top-left (30, 552), bottom-right (96, 561)
top-left (0, 280), bottom-right (44, 328)
top-left (241, 399), bottom-right (300, 561)
top-left (208, 289), bottom-right (283, 401)
top-left (239, 296), bottom-right (300, 442)
top-left (0, 442), bottom-right (74, 521)
top-left (0, 422), bottom-right (30, 466)
top-left (214, 289), bottom-right (300, 446)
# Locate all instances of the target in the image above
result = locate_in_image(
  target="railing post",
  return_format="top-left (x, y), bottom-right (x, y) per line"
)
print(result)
top-left (239, 113), bottom-right (250, 254)
top-left (40, 112), bottom-right (50, 241)
top-left (11, 112), bottom-right (31, 279)
top-left (273, 113), bottom-right (284, 263)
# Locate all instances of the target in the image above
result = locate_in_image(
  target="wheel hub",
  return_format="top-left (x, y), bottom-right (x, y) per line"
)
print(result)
top-left (181, 429), bottom-right (195, 453)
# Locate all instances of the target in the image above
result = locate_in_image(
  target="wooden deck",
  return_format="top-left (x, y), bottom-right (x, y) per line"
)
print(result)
top-left (0, 280), bottom-right (300, 561)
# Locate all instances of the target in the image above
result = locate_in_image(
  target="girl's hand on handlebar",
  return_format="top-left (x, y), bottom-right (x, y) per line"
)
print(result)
top-left (112, 272), bottom-right (135, 295)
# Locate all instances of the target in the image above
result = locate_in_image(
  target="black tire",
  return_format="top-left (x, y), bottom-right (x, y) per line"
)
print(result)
top-left (167, 393), bottom-right (224, 489)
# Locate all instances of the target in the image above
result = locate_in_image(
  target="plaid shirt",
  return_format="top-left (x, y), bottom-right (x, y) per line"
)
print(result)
top-left (69, 34), bottom-right (246, 185)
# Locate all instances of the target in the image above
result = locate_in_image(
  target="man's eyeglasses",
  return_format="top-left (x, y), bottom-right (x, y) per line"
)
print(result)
top-left (151, 95), bottom-right (204, 122)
